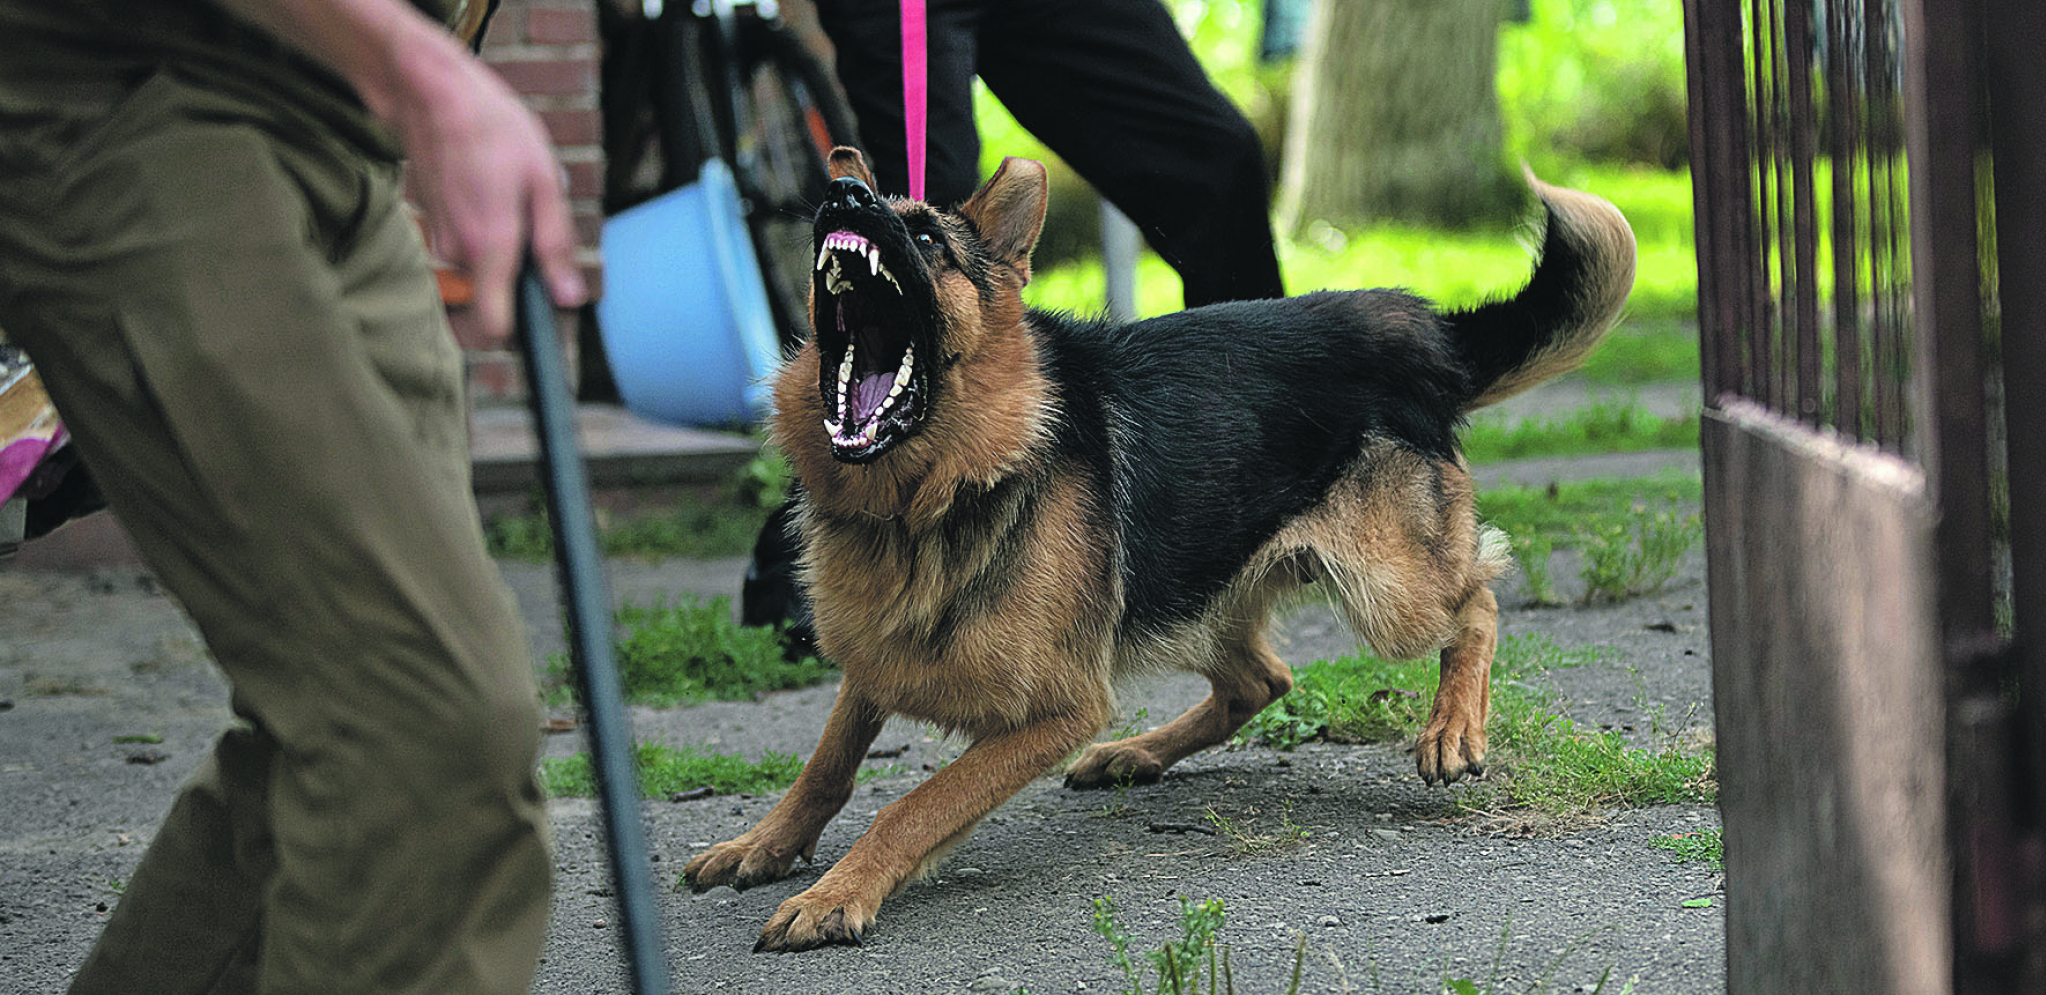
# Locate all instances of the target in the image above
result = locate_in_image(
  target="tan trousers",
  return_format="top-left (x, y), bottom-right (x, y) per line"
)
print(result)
top-left (0, 71), bottom-right (552, 994)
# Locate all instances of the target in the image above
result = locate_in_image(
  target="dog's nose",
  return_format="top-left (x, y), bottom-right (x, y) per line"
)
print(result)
top-left (825, 176), bottom-right (881, 212)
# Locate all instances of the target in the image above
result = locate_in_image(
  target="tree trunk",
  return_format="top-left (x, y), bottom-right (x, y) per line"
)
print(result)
top-left (1276, 0), bottom-right (1515, 233)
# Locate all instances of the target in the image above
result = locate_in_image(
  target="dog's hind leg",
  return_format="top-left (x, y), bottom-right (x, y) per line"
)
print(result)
top-left (1414, 584), bottom-right (1497, 784)
top-left (1063, 624), bottom-right (1293, 789)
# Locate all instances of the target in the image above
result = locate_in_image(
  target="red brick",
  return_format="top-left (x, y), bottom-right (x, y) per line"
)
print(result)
top-left (527, 8), bottom-right (596, 45)
top-left (489, 58), bottom-right (594, 97)
top-left (563, 160), bottom-right (603, 200)
top-left (574, 211), bottom-right (604, 248)
top-left (540, 108), bottom-right (602, 147)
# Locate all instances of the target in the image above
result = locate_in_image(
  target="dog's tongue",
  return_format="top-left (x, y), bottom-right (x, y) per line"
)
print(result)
top-left (847, 372), bottom-right (893, 425)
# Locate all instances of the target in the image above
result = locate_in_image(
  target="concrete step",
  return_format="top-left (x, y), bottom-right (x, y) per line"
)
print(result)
top-left (468, 403), bottom-right (758, 493)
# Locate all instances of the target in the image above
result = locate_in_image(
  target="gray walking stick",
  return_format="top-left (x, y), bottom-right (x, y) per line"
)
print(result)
top-left (516, 263), bottom-right (672, 995)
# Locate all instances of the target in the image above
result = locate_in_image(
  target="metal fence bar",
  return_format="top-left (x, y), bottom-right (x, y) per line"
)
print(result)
top-left (1783, 0), bottom-right (1823, 424)
top-left (1985, 0), bottom-right (2046, 983)
top-left (1869, 3), bottom-right (1909, 451)
top-left (1901, 0), bottom-right (2021, 991)
top-left (1824, 0), bottom-right (1864, 441)
top-left (1686, 0), bottom-right (1751, 404)
top-left (1904, 0), bottom-right (1995, 657)
top-left (1747, 0), bottom-right (1778, 406)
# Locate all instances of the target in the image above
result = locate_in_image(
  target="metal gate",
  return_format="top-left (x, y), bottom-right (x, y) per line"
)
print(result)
top-left (1684, 0), bottom-right (2046, 990)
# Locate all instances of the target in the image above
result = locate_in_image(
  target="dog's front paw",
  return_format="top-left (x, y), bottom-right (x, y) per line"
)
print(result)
top-left (754, 888), bottom-right (875, 953)
top-left (684, 839), bottom-right (800, 893)
top-left (1414, 714), bottom-right (1487, 785)
top-left (1063, 741), bottom-right (1166, 789)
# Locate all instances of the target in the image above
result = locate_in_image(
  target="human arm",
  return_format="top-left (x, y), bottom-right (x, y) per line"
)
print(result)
top-left (208, 0), bottom-right (586, 346)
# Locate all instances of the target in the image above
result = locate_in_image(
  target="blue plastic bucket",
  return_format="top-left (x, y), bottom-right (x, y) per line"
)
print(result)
top-left (596, 160), bottom-right (782, 426)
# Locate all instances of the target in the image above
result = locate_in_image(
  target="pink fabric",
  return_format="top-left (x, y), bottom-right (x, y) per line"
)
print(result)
top-left (901, 0), bottom-right (927, 201)
top-left (1, 429), bottom-right (61, 504)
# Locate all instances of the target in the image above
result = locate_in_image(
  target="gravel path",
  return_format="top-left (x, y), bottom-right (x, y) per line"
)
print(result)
top-left (0, 452), bottom-right (1719, 994)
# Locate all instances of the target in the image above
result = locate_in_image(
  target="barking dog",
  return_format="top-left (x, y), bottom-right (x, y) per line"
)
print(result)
top-left (685, 147), bottom-right (1635, 952)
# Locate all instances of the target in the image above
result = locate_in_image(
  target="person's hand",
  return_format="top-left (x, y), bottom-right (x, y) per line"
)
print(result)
top-left (382, 47), bottom-right (587, 347)
top-left (208, 0), bottom-right (588, 346)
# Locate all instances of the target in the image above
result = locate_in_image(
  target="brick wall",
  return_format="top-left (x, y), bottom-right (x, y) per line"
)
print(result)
top-left (458, 0), bottom-right (606, 404)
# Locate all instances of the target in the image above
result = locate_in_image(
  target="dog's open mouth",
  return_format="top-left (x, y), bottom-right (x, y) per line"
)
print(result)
top-left (814, 228), bottom-right (925, 462)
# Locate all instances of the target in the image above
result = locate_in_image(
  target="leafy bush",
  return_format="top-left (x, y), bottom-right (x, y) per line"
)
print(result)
top-left (1500, 0), bottom-right (1690, 169)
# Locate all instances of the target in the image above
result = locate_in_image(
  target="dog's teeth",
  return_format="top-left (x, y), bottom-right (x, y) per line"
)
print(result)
top-left (894, 347), bottom-right (914, 388)
top-left (836, 346), bottom-right (854, 420)
top-left (868, 246), bottom-right (883, 276)
top-left (815, 244), bottom-right (830, 272)
top-left (881, 269), bottom-right (901, 295)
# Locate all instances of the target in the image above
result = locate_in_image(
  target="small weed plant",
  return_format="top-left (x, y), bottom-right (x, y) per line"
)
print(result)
top-left (1575, 507), bottom-right (1703, 603)
top-left (1479, 471), bottom-right (1703, 604)
top-left (1204, 803), bottom-right (1312, 856)
top-left (1081, 895), bottom-right (1637, 995)
top-left (1511, 533), bottom-right (1562, 606)
top-left (1092, 895), bottom-right (1263, 995)
top-left (1652, 827), bottom-right (1725, 870)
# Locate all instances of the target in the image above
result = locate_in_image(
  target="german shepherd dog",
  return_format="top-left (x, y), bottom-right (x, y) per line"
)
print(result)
top-left (685, 148), bottom-right (1635, 951)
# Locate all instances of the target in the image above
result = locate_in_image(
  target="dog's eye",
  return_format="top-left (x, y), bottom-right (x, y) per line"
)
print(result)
top-left (915, 233), bottom-right (938, 248)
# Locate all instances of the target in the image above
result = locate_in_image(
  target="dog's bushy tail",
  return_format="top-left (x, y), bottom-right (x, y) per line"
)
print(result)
top-left (1447, 169), bottom-right (1637, 410)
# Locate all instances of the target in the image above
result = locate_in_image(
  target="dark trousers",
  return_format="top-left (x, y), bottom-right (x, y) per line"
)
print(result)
top-left (814, 0), bottom-right (1286, 307)
top-left (0, 71), bottom-right (551, 995)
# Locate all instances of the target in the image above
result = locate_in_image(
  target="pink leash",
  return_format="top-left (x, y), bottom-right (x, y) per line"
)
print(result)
top-left (900, 0), bottom-right (927, 200)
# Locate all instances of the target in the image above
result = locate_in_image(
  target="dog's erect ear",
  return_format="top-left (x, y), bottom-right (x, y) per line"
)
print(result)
top-left (828, 147), bottom-right (878, 189)
top-left (959, 157), bottom-right (1048, 280)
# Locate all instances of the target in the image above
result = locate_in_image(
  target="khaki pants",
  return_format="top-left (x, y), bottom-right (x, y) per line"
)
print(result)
top-left (0, 72), bottom-right (552, 994)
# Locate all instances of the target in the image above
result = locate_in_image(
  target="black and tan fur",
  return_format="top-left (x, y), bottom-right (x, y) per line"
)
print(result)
top-left (684, 148), bottom-right (1636, 952)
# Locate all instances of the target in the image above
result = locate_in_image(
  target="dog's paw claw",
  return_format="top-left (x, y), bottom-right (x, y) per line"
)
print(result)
top-left (684, 839), bottom-right (798, 893)
top-left (754, 895), bottom-right (871, 953)
top-left (1414, 720), bottom-right (1487, 786)
top-left (1064, 743), bottom-right (1166, 789)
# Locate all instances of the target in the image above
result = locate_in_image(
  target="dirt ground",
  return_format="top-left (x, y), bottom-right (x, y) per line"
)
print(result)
top-left (0, 449), bottom-right (1720, 995)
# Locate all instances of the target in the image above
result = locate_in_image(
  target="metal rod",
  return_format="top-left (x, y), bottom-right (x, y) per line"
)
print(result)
top-left (516, 265), bottom-right (672, 995)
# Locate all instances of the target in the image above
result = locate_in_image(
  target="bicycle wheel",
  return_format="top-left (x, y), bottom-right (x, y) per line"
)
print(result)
top-left (724, 16), bottom-right (861, 355)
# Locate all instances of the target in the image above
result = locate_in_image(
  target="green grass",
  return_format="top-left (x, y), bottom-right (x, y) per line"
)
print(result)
top-left (1476, 692), bottom-right (1716, 817)
top-left (1464, 396), bottom-right (1697, 464)
top-left (540, 743), bottom-right (905, 800)
top-left (1025, 162), bottom-right (1695, 318)
top-left (1476, 469), bottom-right (1701, 551)
top-left (485, 498), bottom-right (769, 561)
top-left (1235, 634), bottom-right (1714, 819)
top-left (544, 596), bottom-right (833, 708)
top-left (539, 742), bottom-right (802, 799)
top-left (1023, 163), bottom-right (1700, 389)
top-left (486, 444), bottom-right (791, 562)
